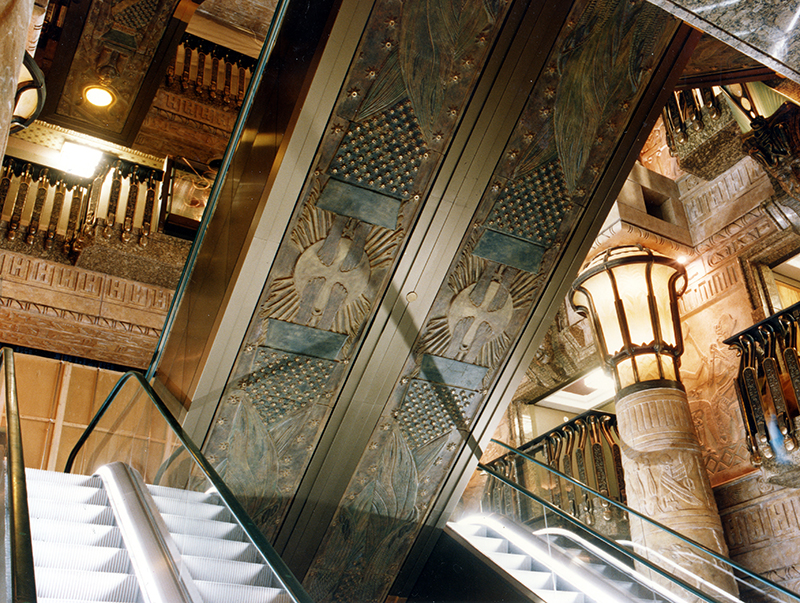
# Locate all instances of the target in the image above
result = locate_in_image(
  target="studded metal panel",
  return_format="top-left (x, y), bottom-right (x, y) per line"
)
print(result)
top-left (242, 348), bottom-right (336, 427)
top-left (115, 0), bottom-right (161, 32)
top-left (329, 100), bottom-right (426, 199)
top-left (486, 160), bottom-right (570, 246)
top-left (394, 379), bottom-right (475, 448)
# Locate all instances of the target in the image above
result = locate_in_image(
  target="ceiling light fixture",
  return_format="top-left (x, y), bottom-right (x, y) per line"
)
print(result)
top-left (59, 141), bottom-right (103, 178)
top-left (84, 86), bottom-right (114, 107)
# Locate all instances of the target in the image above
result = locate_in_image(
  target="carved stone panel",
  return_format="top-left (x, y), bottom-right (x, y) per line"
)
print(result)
top-left (0, 249), bottom-right (170, 367)
top-left (716, 472), bottom-right (800, 596)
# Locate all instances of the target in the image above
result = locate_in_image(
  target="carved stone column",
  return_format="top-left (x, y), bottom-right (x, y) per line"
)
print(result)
top-left (617, 385), bottom-right (736, 594)
top-left (0, 0), bottom-right (33, 160)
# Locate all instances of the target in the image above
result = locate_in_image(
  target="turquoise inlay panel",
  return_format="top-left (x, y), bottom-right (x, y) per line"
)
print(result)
top-left (473, 229), bottom-right (546, 273)
top-left (316, 178), bottom-right (401, 229)
top-left (264, 319), bottom-right (347, 360)
top-left (419, 355), bottom-right (488, 390)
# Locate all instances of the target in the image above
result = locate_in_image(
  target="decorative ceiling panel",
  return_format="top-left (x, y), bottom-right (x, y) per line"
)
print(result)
top-left (50, 0), bottom-right (186, 136)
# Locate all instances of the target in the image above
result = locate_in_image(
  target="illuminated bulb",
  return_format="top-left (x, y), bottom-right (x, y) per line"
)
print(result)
top-left (59, 141), bottom-right (103, 178)
top-left (85, 86), bottom-right (113, 107)
top-left (677, 255), bottom-right (688, 264)
top-left (584, 368), bottom-right (614, 391)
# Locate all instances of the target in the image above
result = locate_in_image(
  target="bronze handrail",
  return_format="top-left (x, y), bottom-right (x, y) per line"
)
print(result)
top-left (2, 347), bottom-right (37, 602)
top-left (64, 370), bottom-right (313, 603)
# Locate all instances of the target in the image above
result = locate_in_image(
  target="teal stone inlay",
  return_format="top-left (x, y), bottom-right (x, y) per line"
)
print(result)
top-left (244, 349), bottom-right (336, 427)
top-left (473, 229), bottom-right (546, 273)
top-left (486, 160), bottom-right (570, 246)
top-left (317, 178), bottom-right (402, 230)
top-left (395, 379), bottom-right (475, 448)
top-left (264, 319), bottom-right (347, 360)
top-left (419, 354), bottom-right (488, 390)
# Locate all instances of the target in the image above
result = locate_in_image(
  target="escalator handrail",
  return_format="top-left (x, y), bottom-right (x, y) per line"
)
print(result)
top-left (479, 462), bottom-right (722, 603)
top-left (491, 438), bottom-right (800, 602)
top-left (2, 347), bottom-right (37, 602)
top-left (538, 527), bottom-right (740, 603)
top-left (144, 0), bottom-right (291, 381)
top-left (63, 370), bottom-right (313, 603)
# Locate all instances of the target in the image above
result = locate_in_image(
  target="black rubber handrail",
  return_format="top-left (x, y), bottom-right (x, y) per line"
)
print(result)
top-left (64, 370), bottom-right (313, 603)
top-left (492, 439), bottom-right (800, 602)
top-left (2, 347), bottom-right (37, 602)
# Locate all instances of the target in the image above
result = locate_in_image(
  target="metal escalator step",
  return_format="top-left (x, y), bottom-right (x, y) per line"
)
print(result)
top-left (149, 495), bottom-right (231, 522)
top-left (453, 523), bottom-right (487, 538)
top-left (532, 589), bottom-right (585, 603)
top-left (35, 568), bottom-right (140, 602)
top-left (507, 569), bottom-right (553, 590)
top-left (161, 512), bottom-right (244, 540)
top-left (488, 551), bottom-right (531, 571)
top-left (182, 554), bottom-right (272, 587)
top-left (171, 533), bottom-right (261, 563)
top-left (146, 484), bottom-right (220, 505)
top-left (31, 519), bottom-right (124, 548)
top-left (27, 481), bottom-right (108, 505)
top-left (194, 580), bottom-right (293, 603)
top-left (470, 535), bottom-right (508, 554)
top-left (28, 498), bottom-right (115, 526)
top-left (38, 600), bottom-right (138, 603)
top-left (32, 541), bottom-right (131, 573)
top-left (25, 468), bottom-right (103, 489)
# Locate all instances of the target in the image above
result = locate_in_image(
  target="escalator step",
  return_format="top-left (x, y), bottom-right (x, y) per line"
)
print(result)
top-left (532, 589), bottom-right (585, 603)
top-left (25, 468), bottom-right (103, 489)
top-left (507, 568), bottom-right (553, 590)
top-left (469, 535), bottom-right (508, 554)
top-left (182, 554), bottom-right (272, 587)
top-left (35, 568), bottom-right (140, 602)
top-left (27, 481), bottom-right (108, 505)
top-left (28, 498), bottom-right (115, 526)
top-left (31, 519), bottom-right (124, 548)
top-left (171, 532), bottom-right (262, 563)
top-left (38, 600), bottom-right (138, 603)
top-left (147, 483), bottom-right (220, 505)
top-left (150, 494), bottom-right (232, 522)
top-left (32, 541), bottom-right (131, 574)
top-left (161, 512), bottom-right (244, 540)
top-left (194, 580), bottom-right (293, 603)
top-left (487, 551), bottom-right (531, 571)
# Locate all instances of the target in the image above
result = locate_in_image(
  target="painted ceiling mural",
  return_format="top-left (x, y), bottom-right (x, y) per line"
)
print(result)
top-left (202, 0), bottom-right (681, 600)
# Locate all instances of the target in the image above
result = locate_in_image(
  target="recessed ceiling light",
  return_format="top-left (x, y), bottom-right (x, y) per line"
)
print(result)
top-left (84, 86), bottom-right (114, 107)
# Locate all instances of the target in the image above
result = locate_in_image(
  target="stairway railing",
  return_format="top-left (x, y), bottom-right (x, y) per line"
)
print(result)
top-left (479, 439), bottom-right (800, 603)
top-left (482, 411), bottom-right (626, 535)
top-left (1, 347), bottom-right (37, 602)
top-left (63, 370), bottom-right (313, 603)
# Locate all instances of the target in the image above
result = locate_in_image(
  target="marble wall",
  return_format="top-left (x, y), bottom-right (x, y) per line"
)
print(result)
top-left (647, 0), bottom-right (800, 83)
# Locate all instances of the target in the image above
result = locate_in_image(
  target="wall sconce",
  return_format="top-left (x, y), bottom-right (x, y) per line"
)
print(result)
top-left (11, 52), bottom-right (46, 134)
top-left (569, 244), bottom-right (687, 395)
